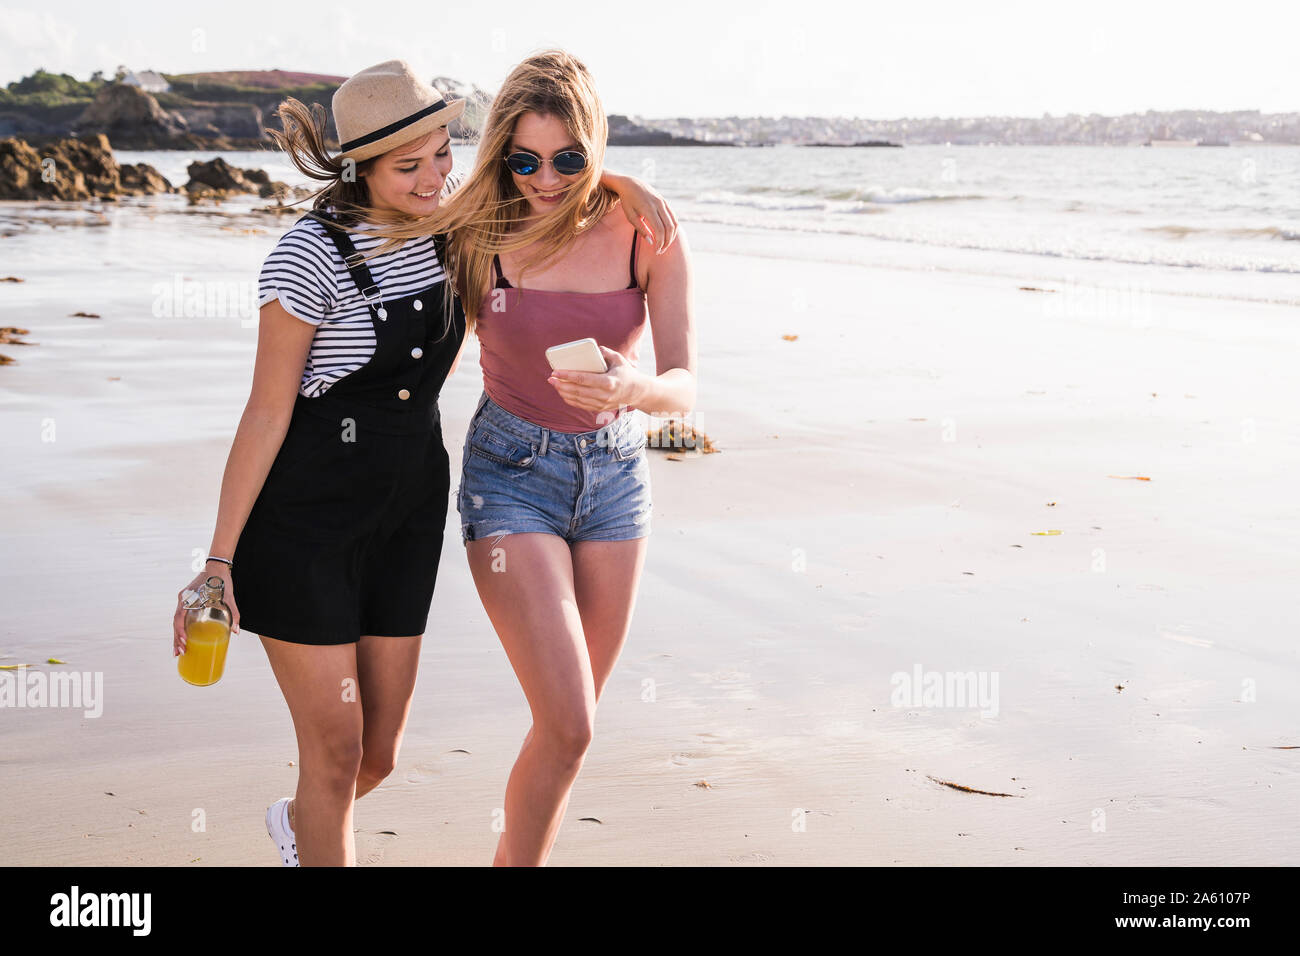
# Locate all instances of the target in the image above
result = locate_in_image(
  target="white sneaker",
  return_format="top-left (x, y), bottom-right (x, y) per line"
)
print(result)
top-left (266, 797), bottom-right (299, 867)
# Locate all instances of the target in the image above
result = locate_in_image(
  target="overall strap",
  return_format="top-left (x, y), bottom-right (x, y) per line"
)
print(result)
top-left (300, 209), bottom-right (383, 308)
top-left (627, 231), bottom-right (639, 290)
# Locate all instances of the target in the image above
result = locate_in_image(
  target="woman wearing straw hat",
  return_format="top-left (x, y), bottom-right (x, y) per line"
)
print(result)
top-left (170, 59), bottom-right (676, 867)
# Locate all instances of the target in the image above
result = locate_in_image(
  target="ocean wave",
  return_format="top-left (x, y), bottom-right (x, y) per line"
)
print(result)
top-left (1144, 224), bottom-right (1300, 241)
top-left (854, 186), bottom-right (977, 204)
top-left (693, 186), bottom-right (979, 212)
top-left (676, 203), bottom-right (1300, 275)
top-left (694, 189), bottom-right (834, 212)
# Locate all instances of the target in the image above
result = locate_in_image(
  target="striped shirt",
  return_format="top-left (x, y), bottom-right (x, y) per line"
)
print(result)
top-left (257, 170), bottom-right (462, 397)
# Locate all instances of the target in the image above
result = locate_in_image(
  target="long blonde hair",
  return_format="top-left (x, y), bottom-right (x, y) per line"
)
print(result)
top-left (359, 50), bottom-right (620, 331)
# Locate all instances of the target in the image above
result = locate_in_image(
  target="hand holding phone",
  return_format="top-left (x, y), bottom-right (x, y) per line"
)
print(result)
top-left (545, 337), bottom-right (608, 374)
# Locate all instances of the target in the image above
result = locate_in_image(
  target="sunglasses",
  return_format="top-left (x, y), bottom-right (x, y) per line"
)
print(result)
top-left (504, 150), bottom-right (588, 176)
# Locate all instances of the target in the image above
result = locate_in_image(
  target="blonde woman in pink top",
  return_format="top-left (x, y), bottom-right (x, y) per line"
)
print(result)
top-left (382, 49), bottom-right (696, 864)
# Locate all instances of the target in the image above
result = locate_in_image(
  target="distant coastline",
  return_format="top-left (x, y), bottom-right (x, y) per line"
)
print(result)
top-left (2, 68), bottom-right (1297, 149)
top-left (806, 140), bottom-right (903, 148)
top-left (0, 69), bottom-right (728, 150)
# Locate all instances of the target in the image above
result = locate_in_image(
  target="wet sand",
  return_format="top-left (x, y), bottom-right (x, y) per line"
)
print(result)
top-left (2, 203), bottom-right (1298, 865)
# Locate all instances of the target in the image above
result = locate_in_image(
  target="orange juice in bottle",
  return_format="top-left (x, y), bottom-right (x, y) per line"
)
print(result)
top-left (179, 575), bottom-right (233, 686)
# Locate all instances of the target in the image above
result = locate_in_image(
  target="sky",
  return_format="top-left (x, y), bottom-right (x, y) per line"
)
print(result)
top-left (2, 0), bottom-right (1296, 119)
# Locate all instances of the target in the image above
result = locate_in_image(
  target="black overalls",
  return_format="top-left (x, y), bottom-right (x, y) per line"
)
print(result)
top-left (231, 210), bottom-right (466, 645)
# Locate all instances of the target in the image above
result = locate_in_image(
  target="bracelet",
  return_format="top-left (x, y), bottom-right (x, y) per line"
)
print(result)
top-left (206, 556), bottom-right (233, 569)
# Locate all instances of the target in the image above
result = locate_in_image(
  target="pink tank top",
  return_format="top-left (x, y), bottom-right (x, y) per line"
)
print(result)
top-left (476, 232), bottom-right (648, 433)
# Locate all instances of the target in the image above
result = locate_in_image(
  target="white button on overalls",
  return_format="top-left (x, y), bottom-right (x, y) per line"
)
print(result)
top-left (377, 307), bottom-right (388, 320)
top-left (411, 347), bottom-right (423, 359)
top-left (398, 388), bottom-right (411, 401)
top-left (413, 299), bottom-right (423, 311)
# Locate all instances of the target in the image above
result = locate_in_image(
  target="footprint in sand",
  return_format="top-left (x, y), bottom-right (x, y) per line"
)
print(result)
top-left (1126, 793), bottom-right (1228, 814)
top-left (668, 752), bottom-right (710, 766)
top-left (691, 669), bottom-right (759, 701)
top-left (355, 829), bottom-right (397, 866)
top-left (405, 764), bottom-right (441, 785)
top-left (405, 748), bottom-right (472, 785)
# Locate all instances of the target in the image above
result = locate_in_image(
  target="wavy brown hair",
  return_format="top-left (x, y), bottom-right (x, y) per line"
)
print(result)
top-left (358, 50), bottom-right (620, 332)
top-left (265, 97), bottom-right (378, 226)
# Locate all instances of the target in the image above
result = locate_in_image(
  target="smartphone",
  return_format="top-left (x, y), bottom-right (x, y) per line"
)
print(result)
top-left (546, 337), bottom-right (608, 373)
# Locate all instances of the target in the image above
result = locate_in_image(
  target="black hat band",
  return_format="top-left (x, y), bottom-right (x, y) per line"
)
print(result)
top-left (340, 99), bottom-right (451, 153)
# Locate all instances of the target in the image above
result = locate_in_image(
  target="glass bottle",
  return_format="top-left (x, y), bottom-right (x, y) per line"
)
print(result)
top-left (178, 575), bottom-right (233, 686)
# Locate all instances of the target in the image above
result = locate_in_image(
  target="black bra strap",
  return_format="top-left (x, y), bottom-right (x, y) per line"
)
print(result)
top-left (627, 232), bottom-right (639, 289)
top-left (491, 238), bottom-right (638, 292)
top-left (301, 209), bottom-right (383, 307)
top-left (492, 253), bottom-right (511, 289)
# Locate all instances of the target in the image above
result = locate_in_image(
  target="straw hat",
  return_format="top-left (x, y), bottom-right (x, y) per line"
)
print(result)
top-left (332, 60), bottom-right (466, 162)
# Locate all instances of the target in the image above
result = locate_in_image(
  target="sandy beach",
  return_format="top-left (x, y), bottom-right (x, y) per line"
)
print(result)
top-left (2, 200), bottom-right (1298, 866)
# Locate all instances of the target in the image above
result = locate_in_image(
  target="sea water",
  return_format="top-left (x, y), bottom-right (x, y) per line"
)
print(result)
top-left (111, 144), bottom-right (1300, 280)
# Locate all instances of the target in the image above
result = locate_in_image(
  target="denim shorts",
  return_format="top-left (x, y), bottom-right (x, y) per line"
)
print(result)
top-left (456, 391), bottom-right (653, 545)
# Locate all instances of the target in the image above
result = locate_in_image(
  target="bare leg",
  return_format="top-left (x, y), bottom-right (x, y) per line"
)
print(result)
top-left (280, 634), bottom-right (421, 834)
top-left (490, 724), bottom-right (536, 867)
top-left (471, 533), bottom-right (648, 866)
top-left (260, 636), bottom-right (364, 866)
top-left (354, 633), bottom-right (424, 798)
top-left (541, 537), bottom-right (649, 857)
top-left (571, 538), bottom-right (649, 698)
top-left (282, 634), bottom-right (422, 829)
top-left (466, 533), bottom-right (593, 866)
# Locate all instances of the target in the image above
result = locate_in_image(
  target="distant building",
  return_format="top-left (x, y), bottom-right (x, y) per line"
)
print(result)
top-left (121, 70), bottom-right (171, 93)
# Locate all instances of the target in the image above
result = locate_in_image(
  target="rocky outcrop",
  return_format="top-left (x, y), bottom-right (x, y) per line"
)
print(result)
top-left (0, 136), bottom-right (298, 204)
top-left (68, 83), bottom-right (270, 149)
top-left (75, 83), bottom-right (187, 145)
top-left (183, 156), bottom-right (303, 203)
top-left (120, 162), bottom-right (174, 194)
top-left (606, 114), bottom-right (724, 146)
top-left (0, 103), bottom-right (91, 140)
top-left (174, 103), bottom-right (266, 141)
top-left (0, 135), bottom-right (174, 200)
top-left (185, 156), bottom-right (257, 193)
